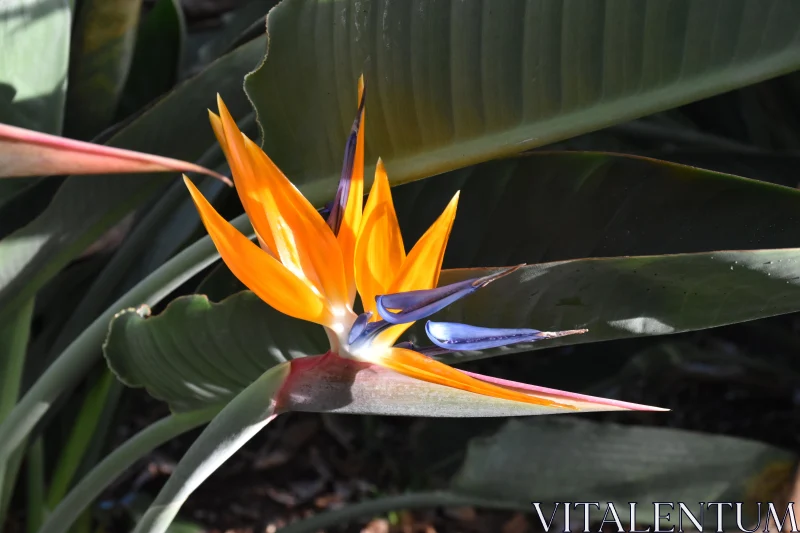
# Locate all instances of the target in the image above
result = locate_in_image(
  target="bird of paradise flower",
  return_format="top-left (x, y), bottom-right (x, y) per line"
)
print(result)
top-left (183, 77), bottom-right (666, 414)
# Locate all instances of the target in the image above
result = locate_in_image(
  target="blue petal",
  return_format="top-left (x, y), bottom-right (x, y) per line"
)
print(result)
top-left (326, 86), bottom-right (366, 235)
top-left (348, 311), bottom-right (372, 344)
top-left (348, 317), bottom-right (394, 349)
top-left (425, 321), bottom-right (587, 351)
top-left (375, 265), bottom-right (521, 325)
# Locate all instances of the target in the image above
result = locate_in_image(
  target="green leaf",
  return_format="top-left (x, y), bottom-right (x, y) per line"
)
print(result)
top-left (126, 495), bottom-right (206, 533)
top-left (117, 0), bottom-right (186, 120)
top-left (167, 153), bottom-right (800, 369)
top-left (245, 0), bottom-right (800, 190)
top-left (0, 298), bottom-right (33, 424)
top-left (186, 0), bottom-right (275, 72)
top-left (275, 419), bottom-right (796, 533)
top-left (46, 153), bottom-right (232, 360)
top-left (46, 369), bottom-right (115, 508)
top-left (420, 248), bottom-right (800, 362)
top-left (65, 0), bottom-right (143, 138)
top-left (0, 0), bottom-right (71, 134)
top-left (196, 151), bottom-right (800, 300)
top-left (652, 152), bottom-right (800, 188)
top-left (106, 250), bottom-right (800, 410)
top-left (132, 364), bottom-right (288, 533)
top-left (450, 418), bottom-right (795, 527)
top-left (105, 292), bottom-right (657, 415)
top-left (0, 298), bottom-right (33, 526)
top-left (25, 437), bottom-right (45, 533)
top-left (103, 292), bottom-right (327, 412)
top-left (0, 36), bottom-right (266, 322)
top-left (390, 153), bottom-right (800, 268)
top-left (0, 178), bottom-right (41, 212)
top-left (40, 409), bottom-right (215, 533)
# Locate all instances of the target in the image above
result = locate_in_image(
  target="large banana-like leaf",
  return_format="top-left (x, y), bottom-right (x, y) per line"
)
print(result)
top-left (246, 0), bottom-right (800, 190)
top-left (390, 153), bottom-right (800, 267)
top-left (422, 250), bottom-right (800, 362)
top-left (106, 244), bottom-right (800, 410)
top-left (104, 292), bottom-right (326, 412)
top-left (104, 152), bottom-right (800, 407)
top-left (170, 153), bottom-right (800, 371)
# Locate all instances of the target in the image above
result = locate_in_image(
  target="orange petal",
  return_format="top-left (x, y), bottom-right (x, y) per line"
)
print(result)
top-left (240, 131), bottom-right (349, 313)
top-left (374, 191), bottom-right (458, 345)
top-left (183, 176), bottom-right (332, 326)
top-left (390, 192), bottom-right (459, 294)
top-left (355, 159), bottom-right (405, 316)
top-left (209, 108), bottom-right (277, 256)
top-left (379, 348), bottom-right (574, 409)
top-left (217, 97), bottom-right (347, 310)
top-left (337, 76), bottom-right (366, 304)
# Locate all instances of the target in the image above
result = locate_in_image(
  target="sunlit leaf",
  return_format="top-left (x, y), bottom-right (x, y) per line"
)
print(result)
top-left (0, 0), bottom-right (71, 134)
top-left (103, 292), bottom-right (326, 412)
top-left (246, 0), bottom-right (800, 191)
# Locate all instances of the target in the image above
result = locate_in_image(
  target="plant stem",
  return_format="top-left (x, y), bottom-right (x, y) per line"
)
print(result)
top-left (38, 408), bottom-right (217, 533)
top-left (275, 491), bottom-right (519, 533)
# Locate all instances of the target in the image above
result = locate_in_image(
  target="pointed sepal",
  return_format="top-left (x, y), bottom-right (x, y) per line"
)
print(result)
top-left (0, 122), bottom-right (231, 183)
top-left (276, 352), bottom-right (666, 417)
top-left (376, 265), bottom-right (521, 324)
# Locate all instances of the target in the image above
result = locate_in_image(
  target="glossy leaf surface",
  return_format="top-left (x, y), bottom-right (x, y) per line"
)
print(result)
top-left (246, 0), bottom-right (800, 192)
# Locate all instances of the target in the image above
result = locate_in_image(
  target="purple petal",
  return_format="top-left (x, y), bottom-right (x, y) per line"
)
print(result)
top-left (376, 266), bottom-right (521, 325)
top-left (348, 318), bottom-right (394, 349)
top-left (425, 321), bottom-right (588, 351)
top-left (348, 312), bottom-right (372, 344)
top-left (326, 86), bottom-right (366, 235)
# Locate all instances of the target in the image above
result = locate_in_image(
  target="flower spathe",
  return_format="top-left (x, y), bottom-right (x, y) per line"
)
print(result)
top-left (184, 78), bottom-right (666, 414)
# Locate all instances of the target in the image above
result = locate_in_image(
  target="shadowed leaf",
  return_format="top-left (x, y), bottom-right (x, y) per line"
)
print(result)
top-left (65, 0), bottom-right (143, 138)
